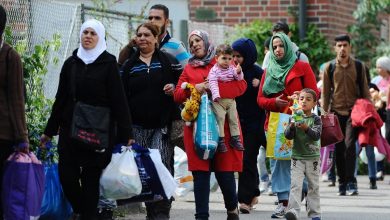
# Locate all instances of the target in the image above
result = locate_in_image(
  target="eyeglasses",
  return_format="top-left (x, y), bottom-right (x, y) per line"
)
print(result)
top-left (148, 16), bottom-right (162, 21)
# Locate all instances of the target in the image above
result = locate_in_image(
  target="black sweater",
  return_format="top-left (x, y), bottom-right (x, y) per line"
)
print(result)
top-left (44, 49), bottom-right (133, 143)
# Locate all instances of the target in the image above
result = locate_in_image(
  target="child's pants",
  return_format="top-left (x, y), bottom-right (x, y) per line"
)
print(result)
top-left (211, 98), bottom-right (240, 137)
top-left (287, 158), bottom-right (321, 218)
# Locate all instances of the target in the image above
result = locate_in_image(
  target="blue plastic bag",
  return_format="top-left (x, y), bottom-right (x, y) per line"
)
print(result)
top-left (2, 152), bottom-right (45, 220)
top-left (38, 142), bottom-right (72, 220)
top-left (194, 94), bottom-right (219, 160)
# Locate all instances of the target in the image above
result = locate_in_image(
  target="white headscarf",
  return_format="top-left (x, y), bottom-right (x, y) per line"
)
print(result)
top-left (77, 19), bottom-right (107, 64)
top-left (376, 56), bottom-right (390, 72)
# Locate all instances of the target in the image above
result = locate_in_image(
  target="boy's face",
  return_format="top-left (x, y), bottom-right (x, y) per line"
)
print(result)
top-left (298, 92), bottom-right (316, 114)
top-left (216, 53), bottom-right (233, 69)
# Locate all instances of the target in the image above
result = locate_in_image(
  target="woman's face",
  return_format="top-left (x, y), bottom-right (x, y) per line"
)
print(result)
top-left (136, 26), bottom-right (157, 52)
top-left (232, 51), bottom-right (244, 65)
top-left (189, 35), bottom-right (206, 58)
top-left (81, 27), bottom-right (99, 50)
top-left (272, 37), bottom-right (285, 60)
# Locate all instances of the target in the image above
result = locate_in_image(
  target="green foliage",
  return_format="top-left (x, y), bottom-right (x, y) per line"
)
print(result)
top-left (289, 23), bottom-right (334, 75)
top-left (348, 0), bottom-right (390, 67)
top-left (5, 28), bottom-right (61, 153)
top-left (230, 20), bottom-right (273, 64)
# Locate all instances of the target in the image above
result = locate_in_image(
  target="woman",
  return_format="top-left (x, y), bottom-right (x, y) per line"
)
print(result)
top-left (257, 32), bottom-right (318, 218)
top-left (173, 30), bottom-right (247, 220)
top-left (231, 38), bottom-right (266, 214)
top-left (0, 6), bottom-right (29, 219)
top-left (40, 19), bottom-right (133, 220)
top-left (120, 22), bottom-right (182, 220)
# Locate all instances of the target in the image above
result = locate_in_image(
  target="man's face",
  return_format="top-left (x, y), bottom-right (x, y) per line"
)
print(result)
top-left (334, 41), bottom-right (351, 60)
top-left (148, 9), bottom-right (169, 36)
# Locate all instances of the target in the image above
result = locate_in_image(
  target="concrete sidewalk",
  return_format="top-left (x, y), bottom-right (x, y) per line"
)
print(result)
top-left (119, 175), bottom-right (390, 219)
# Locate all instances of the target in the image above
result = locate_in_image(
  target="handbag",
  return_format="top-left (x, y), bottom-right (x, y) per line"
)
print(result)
top-left (320, 113), bottom-right (344, 147)
top-left (69, 64), bottom-right (110, 151)
top-left (266, 112), bottom-right (293, 160)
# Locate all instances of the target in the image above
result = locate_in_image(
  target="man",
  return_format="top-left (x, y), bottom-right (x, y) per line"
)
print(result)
top-left (262, 21), bottom-right (309, 69)
top-left (321, 34), bottom-right (370, 196)
top-left (148, 4), bottom-right (190, 67)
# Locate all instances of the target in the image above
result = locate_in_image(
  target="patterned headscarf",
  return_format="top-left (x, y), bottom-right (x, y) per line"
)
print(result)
top-left (262, 32), bottom-right (297, 96)
top-left (188, 30), bottom-right (215, 67)
top-left (77, 19), bottom-right (107, 64)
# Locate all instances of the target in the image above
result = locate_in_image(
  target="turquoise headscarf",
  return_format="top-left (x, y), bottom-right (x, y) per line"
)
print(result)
top-left (262, 33), bottom-right (297, 96)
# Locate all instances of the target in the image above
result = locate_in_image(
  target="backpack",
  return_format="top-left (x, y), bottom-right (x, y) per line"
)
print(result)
top-left (327, 59), bottom-right (367, 98)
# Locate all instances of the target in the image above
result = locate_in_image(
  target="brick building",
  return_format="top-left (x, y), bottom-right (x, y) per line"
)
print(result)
top-left (188, 0), bottom-right (389, 43)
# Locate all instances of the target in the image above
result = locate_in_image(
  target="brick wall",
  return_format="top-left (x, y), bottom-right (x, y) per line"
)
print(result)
top-left (189, 0), bottom-right (360, 42)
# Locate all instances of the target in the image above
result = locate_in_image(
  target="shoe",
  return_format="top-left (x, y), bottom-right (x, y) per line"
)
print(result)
top-left (285, 209), bottom-right (298, 220)
top-left (337, 184), bottom-right (346, 196)
top-left (328, 181), bottom-right (335, 187)
top-left (218, 137), bottom-right (228, 152)
top-left (97, 208), bottom-right (114, 220)
top-left (376, 171), bottom-right (384, 181)
top-left (271, 203), bottom-right (286, 218)
top-left (259, 180), bottom-right (269, 193)
top-left (369, 178), bottom-right (377, 189)
top-left (227, 209), bottom-right (239, 220)
top-left (267, 186), bottom-right (275, 196)
top-left (321, 174), bottom-right (329, 182)
top-left (239, 203), bottom-right (251, 214)
top-left (230, 136), bottom-right (244, 151)
top-left (347, 182), bottom-right (359, 196)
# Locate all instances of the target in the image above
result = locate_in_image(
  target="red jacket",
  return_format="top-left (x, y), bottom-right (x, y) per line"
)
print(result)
top-left (351, 98), bottom-right (383, 147)
top-left (174, 59), bottom-right (247, 171)
top-left (257, 61), bottom-right (319, 130)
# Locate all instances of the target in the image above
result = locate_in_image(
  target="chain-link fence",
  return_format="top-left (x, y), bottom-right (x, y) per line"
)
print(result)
top-left (2, 0), bottom-right (143, 99)
top-left (188, 21), bottom-right (235, 46)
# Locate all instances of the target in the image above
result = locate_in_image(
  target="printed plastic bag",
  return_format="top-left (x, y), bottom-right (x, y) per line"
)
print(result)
top-left (266, 112), bottom-right (293, 160)
top-left (194, 94), bottom-right (219, 160)
top-left (2, 152), bottom-right (45, 220)
top-left (320, 144), bottom-right (335, 174)
top-left (100, 146), bottom-right (142, 200)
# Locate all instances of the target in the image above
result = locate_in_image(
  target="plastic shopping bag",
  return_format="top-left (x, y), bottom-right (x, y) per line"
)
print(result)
top-left (100, 146), bottom-right (142, 200)
top-left (266, 112), bottom-right (293, 160)
top-left (2, 152), bottom-right (45, 220)
top-left (194, 94), bottom-right (219, 160)
top-left (117, 144), bottom-right (166, 204)
top-left (149, 149), bottom-right (177, 199)
top-left (320, 144), bottom-right (335, 174)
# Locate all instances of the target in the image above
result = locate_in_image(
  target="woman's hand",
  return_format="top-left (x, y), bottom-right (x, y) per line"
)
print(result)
top-left (195, 82), bottom-right (208, 94)
top-left (252, 78), bottom-right (260, 87)
top-left (39, 134), bottom-right (51, 148)
top-left (163, 83), bottom-right (175, 96)
top-left (275, 94), bottom-right (289, 108)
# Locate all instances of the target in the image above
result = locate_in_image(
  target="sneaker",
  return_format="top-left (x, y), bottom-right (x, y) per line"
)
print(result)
top-left (271, 203), bottom-right (286, 218)
top-left (376, 171), bottom-right (384, 181)
top-left (227, 209), bottom-right (239, 220)
top-left (337, 184), bottom-right (346, 196)
top-left (97, 208), bottom-right (114, 220)
top-left (259, 181), bottom-right (269, 193)
top-left (328, 181), bottom-right (335, 187)
top-left (230, 136), bottom-right (244, 151)
top-left (369, 178), bottom-right (377, 189)
top-left (218, 137), bottom-right (228, 152)
top-left (347, 182), bottom-right (358, 196)
top-left (285, 209), bottom-right (298, 220)
top-left (321, 174), bottom-right (329, 182)
top-left (239, 203), bottom-right (251, 214)
top-left (267, 186), bottom-right (275, 196)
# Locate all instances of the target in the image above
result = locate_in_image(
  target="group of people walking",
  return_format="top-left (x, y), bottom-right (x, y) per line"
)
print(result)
top-left (1, 3), bottom-right (389, 220)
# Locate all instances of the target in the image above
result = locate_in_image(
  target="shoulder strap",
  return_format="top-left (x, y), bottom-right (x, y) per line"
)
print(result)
top-left (354, 59), bottom-right (364, 98)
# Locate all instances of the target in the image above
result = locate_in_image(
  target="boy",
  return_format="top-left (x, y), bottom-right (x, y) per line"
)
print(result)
top-left (284, 88), bottom-right (322, 220)
top-left (208, 44), bottom-right (244, 152)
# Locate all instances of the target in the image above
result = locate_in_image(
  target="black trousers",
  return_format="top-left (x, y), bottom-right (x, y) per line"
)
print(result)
top-left (58, 137), bottom-right (104, 220)
top-left (237, 132), bottom-right (262, 204)
top-left (0, 140), bottom-right (15, 220)
top-left (334, 114), bottom-right (357, 185)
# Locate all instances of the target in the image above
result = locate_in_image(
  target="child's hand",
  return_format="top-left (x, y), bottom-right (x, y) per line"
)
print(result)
top-left (296, 122), bottom-right (308, 131)
top-left (236, 63), bottom-right (242, 74)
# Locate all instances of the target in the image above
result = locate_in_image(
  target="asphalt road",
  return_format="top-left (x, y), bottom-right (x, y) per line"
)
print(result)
top-left (119, 175), bottom-right (390, 220)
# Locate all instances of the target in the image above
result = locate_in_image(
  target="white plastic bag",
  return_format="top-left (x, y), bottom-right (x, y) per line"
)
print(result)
top-left (359, 147), bottom-right (385, 164)
top-left (149, 149), bottom-right (177, 199)
top-left (100, 146), bottom-right (142, 200)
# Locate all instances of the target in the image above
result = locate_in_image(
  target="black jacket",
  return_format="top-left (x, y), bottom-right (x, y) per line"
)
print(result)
top-left (44, 49), bottom-right (133, 143)
top-left (120, 49), bottom-right (182, 128)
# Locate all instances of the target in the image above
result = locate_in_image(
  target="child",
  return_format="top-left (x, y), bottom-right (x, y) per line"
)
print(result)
top-left (208, 44), bottom-right (244, 152)
top-left (284, 88), bottom-right (322, 220)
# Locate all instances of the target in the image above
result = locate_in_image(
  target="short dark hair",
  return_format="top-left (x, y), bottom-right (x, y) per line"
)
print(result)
top-left (334, 34), bottom-right (350, 44)
top-left (300, 88), bottom-right (317, 102)
top-left (272, 21), bottom-right (289, 35)
top-left (136, 22), bottom-right (160, 38)
top-left (264, 37), bottom-right (271, 49)
top-left (0, 5), bottom-right (7, 36)
top-left (215, 44), bottom-right (233, 56)
top-left (150, 4), bottom-right (169, 19)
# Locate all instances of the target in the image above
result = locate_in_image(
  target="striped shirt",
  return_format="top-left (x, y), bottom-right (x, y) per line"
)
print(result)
top-left (160, 33), bottom-right (190, 67)
top-left (208, 64), bottom-right (244, 101)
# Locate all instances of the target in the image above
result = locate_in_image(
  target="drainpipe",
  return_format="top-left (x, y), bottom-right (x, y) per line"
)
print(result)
top-left (298, 0), bottom-right (307, 40)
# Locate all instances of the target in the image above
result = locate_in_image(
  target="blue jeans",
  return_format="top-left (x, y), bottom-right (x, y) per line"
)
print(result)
top-left (365, 145), bottom-right (377, 179)
top-left (193, 171), bottom-right (237, 219)
top-left (258, 146), bottom-right (270, 182)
